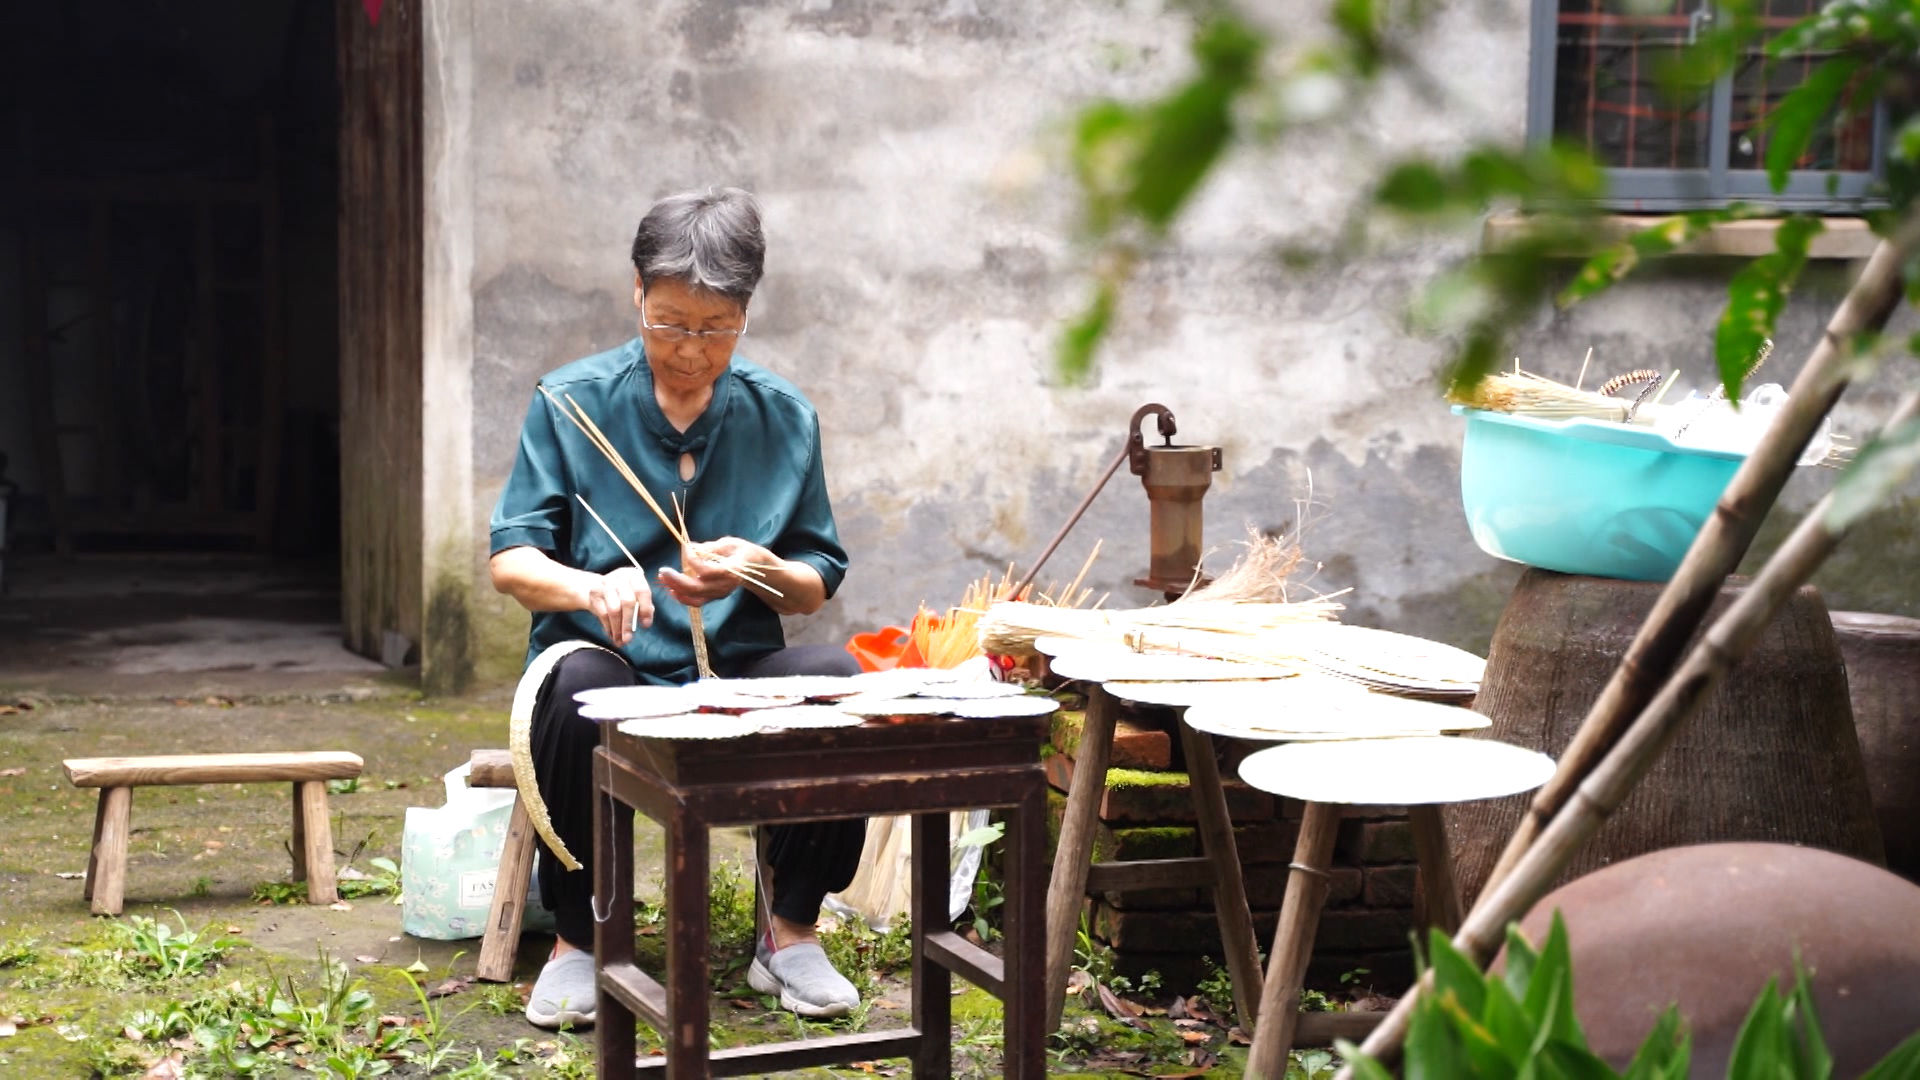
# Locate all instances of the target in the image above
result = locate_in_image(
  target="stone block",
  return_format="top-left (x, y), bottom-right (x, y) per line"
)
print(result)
top-left (1093, 824), bottom-right (1197, 863)
top-left (1362, 863), bottom-right (1421, 909)
top-left (1338, 818), bottom-right (1416, 865)
top-left (1048, 709), bottom-right (1172, 769)
top-left (1243, 864), bottom-right (1363, 909)
top-left (1234, 820), bottom-right (1300, 863)
top-left (1096, 886), bottom-right (1204, 911)
top-left (1100, 773), bottom-right (1275, 825)
top-left (1308, 909), bottom-right (1418, 953)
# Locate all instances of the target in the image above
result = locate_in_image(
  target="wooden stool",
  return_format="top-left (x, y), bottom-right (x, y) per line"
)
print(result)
top-left (467, 748), bottom-right (538, 983)
top-left (1234, 736), bottom-right (1553, 1078)
top-left (61, 751), bottom-right (364, 916)
top-left (1044, 684), bottom-right (1267, 1032)
top-left (594, 711), bottom-right (1051, 1078)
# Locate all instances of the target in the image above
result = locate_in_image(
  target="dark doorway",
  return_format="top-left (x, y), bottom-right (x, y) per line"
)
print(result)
top-left (0, 2), bottom-right (375, 691)
top-left (2, 0), bottom-right (341, 565)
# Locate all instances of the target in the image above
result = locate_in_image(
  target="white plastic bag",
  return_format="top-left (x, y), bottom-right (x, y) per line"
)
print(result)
top-left (401, 763), bottom-right (554, 940)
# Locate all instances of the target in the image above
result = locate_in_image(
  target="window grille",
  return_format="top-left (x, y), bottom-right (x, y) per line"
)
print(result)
top-left (1528, 0), bottom-right (1885, 212)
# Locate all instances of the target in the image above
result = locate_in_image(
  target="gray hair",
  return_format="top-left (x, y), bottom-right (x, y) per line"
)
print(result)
top-left (630, 187), bottom-right (765, 305)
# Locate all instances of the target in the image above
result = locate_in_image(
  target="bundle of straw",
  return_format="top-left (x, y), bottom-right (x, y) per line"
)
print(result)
top-left (977, 531), bottom-right (1344, 659)
top-left (913, 542), bottom-right (1106, 668)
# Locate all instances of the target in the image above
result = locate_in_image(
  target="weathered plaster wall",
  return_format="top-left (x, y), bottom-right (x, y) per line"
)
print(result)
top-left (455, 0), bottom-right (1920, 683)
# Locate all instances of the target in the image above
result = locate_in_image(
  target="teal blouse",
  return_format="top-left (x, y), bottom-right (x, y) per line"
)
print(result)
top-left (489, 338), bottom-right (849, 682)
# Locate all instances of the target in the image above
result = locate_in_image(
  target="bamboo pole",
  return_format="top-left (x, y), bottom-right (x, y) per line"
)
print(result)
top-left (1338, 384), bottom-right (1920, 1074)
top-left (1480, 216), bottom-right (1920, 898)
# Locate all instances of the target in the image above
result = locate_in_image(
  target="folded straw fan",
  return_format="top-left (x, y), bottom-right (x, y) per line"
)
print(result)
top-left (1181, 692), bottom-right (1490, 742)
top-left (615, 713), bottom-right (764, 740)
top-left (1237, 737), bottom-right (1554, 805)
top-left (1042, 639), bottom-right (1298, 683)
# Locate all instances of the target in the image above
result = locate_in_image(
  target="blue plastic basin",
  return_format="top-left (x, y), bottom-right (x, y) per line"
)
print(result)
top-left (1456, 406), bottom-right (1745, 582)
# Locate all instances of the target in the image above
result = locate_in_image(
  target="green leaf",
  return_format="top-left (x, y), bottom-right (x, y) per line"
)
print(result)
top-left (1334, 1041), bottom-right (1398, 1080)
top-left (954, 823), bottom-right (1004, 850)
top-left (1526, 913), bottom-right (1587, 1051)
top-left (1122, 17), bottom-right (1264, 231)
top-left (1483, 980), bottom-right (1539, 1065)
top-left (1784, 960), bottom-right (1833, 1078)
top-left (1726, 977), bottom-right (1788, 1080)
top-left (1502, 920), bottom-right (1542, 1004)
top-left (1536, 1039), bottom-right (1623, 1080)
top-left (1715, 215), bottom-right (1822, 399)
top-left (1057, 279), bottom-right (1117, 385)
top-left (1860, 1030), bottom-right (1920, 1080)
top-left (1377, 161), bottom-right (1452, 214)
top-left (1427, 928), bottom-right (1488, 1020)
top-left (1622, 1007), bottom-right (1691, 1080)
top-left (1406, 983), bottom-right (1480, 1080)
top-left (1826, 417), bottom-right (1920, 534)
top-left (1762, 56), bottom-right (1863, 193)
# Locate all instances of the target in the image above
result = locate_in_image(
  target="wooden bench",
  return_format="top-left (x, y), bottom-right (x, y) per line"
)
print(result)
top-left (62, 751), bottom-right (364, 916)
top-left (467, 748), bottom-right (537, 983)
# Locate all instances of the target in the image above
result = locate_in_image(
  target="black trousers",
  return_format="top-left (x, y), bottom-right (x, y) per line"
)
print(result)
top-left (530, 643), bottom-right (868, 949)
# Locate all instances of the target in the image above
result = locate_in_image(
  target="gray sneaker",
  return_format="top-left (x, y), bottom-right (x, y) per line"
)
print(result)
top-left (748, 937), bottom-right (860, 1018)
top-left (525, 949), bottom-right (597, 1030)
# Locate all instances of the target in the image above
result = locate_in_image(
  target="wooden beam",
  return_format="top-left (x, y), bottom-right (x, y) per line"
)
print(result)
top-left (64, 752), bottom-right (365, 788)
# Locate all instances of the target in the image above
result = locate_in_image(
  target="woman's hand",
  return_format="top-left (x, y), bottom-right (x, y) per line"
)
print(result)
top-left (586, 566), bottom-right (655, 646)
top-left (658, 536), bottom-right (773, 607)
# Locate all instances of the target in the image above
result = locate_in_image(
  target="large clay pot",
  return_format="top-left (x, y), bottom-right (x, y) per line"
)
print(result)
top-left (1511, 843), bottom-right (1920, 1076)
top-left (1444, 569), bottom-right (1884, 907)
top-left (1831, 610), bottom-right (1920, 884)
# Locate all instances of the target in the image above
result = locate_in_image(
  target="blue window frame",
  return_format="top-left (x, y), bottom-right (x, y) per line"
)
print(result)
top-left (1528, 0), bottom-right (1886, 212)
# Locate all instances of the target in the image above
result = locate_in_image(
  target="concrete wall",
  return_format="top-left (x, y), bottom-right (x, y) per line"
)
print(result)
top-left (451, 0), bottom-right (1920, 684)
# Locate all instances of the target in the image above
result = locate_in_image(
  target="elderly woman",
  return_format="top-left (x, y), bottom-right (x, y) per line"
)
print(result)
top-left (489, 188), bottom-right (864, 1029)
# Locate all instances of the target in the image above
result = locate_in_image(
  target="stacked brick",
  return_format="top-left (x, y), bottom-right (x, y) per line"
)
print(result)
top-left (1045, 705), bottom-right (1423, 996)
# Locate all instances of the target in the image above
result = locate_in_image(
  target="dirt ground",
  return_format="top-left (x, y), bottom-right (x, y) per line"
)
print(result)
top-left (0, 556), bottom-right (1276, 1077)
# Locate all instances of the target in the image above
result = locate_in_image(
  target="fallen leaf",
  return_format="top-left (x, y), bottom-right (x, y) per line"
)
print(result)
top-left (427, 975), bottom-right (472, 999)
top-left (0, 767), bottom-right (25, 777)
top-left (850, 1063), bottom-right (877, 1074)
top-left (0, 707), bottom-right (16, 716)
top-left (225, 926), bottom-right (243, 934)
top-left (727, 998), bottom-right (756, 1009)
top-left (204, 696), bottom-right (234, 707)
top-left (1178, 1029), bottom-right (1211, 1044)
top-left (375, 1015), bottom-right (410, 1029)
top-left (872, 998), bottom-right (903, 1010)
top-left (328, 901), bottom-right (353, 912)
top-left (202, 840), bottom-right (224, 850)
top-left (637, 925), bottom-right (659, 936)
top-left (54, 871), bottom-right (86, 880)
top-left (354, 955), bottom-right (380, 964)
top-left (1173, 1018), bottom-right (1208, 1030)
top-left (0, 1021), bottom-right (15, 1038)
top-left (57, 1023), bottom-right (87, 1041)
top-left (405, 959), bottom-right (430, 974)
top-left (1227, 1026), bottom-right (1251, 1045)
top-left (1096, 984), bottom-right (1148, 1029)
top-left (1065, 969), bottom-right (1094, 997)
top-left (125, 1024), bottom-right (146, 1041)
top-left (141, 1053), bottom-right (185, 1079)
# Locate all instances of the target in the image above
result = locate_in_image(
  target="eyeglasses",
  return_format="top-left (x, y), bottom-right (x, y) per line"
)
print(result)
top-left (640, 288), bottom-right (749, 344)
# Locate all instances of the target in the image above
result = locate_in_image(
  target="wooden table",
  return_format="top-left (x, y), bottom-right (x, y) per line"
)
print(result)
top-left (594, 713), bottom-right (1051, 1079)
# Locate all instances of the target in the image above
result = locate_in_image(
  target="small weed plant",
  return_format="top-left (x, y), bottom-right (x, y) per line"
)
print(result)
top-left (956, 820), bottom-right (1006, 943)
top-left (108, 912), bottom-right (236, 982)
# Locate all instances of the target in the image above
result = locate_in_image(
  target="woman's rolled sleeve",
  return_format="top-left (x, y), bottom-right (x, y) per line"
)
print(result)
top-left (770, 417), bottom-right (849, 598)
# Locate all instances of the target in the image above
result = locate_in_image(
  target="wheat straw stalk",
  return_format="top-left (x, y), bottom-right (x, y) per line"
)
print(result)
top-left (671, 492), bottom-right (715, 679)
